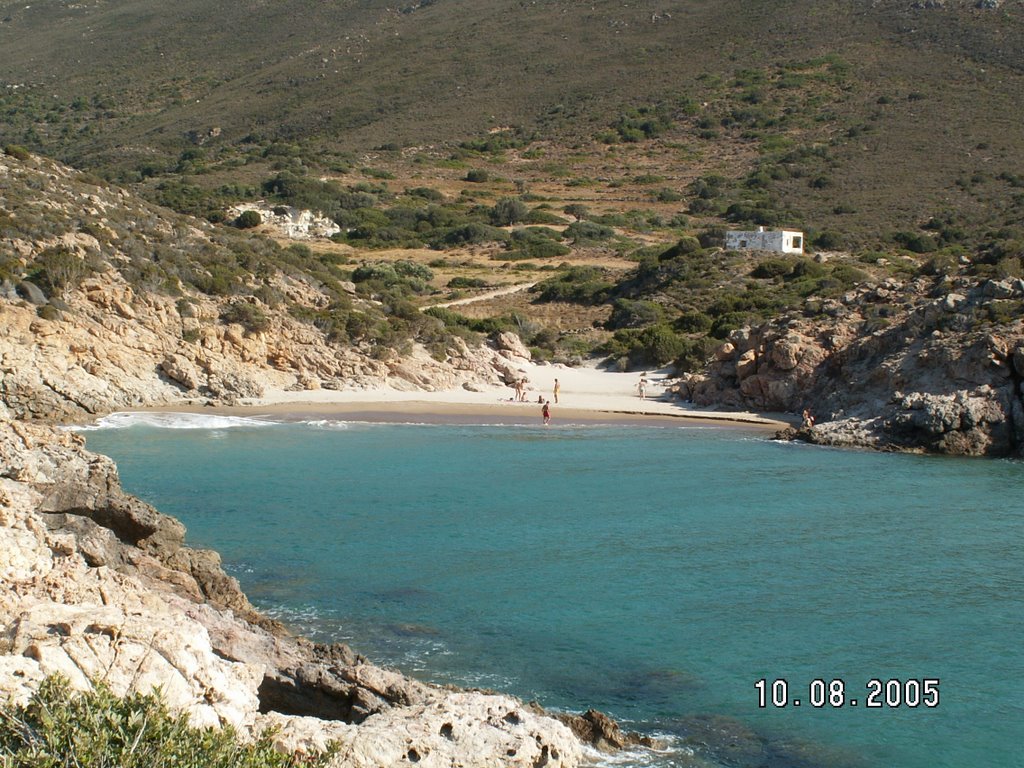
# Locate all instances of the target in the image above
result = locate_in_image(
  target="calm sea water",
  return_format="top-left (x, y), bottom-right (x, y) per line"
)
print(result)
top-left (82, 413), bottom-right (1024, 768)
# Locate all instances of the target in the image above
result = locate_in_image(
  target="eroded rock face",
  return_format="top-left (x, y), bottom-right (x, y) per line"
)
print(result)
top-left (0, 274), bottom-right (521, 421)
top-left (685, 276), bottom-right (1024, 456)
top-left (0, 420), bottom-right (585, 766)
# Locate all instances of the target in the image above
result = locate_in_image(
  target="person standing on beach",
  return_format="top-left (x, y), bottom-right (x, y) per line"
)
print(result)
top-left (638, 374), bottom-right (648, 400)
top-left (553, 378), bottom-right (561, 404)
top-left (542, 400), bottom-right (551, 425)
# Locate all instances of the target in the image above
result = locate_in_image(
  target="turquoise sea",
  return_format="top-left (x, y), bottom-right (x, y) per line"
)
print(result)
top-left (82, 413), bottom-right (1024, 768)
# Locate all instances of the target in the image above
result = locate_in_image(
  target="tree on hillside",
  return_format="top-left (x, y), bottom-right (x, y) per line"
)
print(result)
top-left (563, 204), bottom-right (589, 222)
top-left (490, 198), bottom-right (528, 227)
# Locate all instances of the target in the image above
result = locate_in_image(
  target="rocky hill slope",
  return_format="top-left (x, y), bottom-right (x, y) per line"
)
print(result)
top-left (0, 152), bottom-right (525, 422)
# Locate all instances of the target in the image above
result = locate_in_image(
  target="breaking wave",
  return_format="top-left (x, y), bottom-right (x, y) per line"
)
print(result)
top-left (72, 411), bottom-right (278, 431)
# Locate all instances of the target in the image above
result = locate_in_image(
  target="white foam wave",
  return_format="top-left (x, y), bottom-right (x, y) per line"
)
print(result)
top-left (298, 419), bottom-right (351, 430)
top-left (74, 411), bottom-right (278, 431)
top-left (581, 734), bottom-right (690, 767)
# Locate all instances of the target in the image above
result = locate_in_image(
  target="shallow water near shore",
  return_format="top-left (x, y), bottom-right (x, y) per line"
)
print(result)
top-left (84, 414), bottom-right (1024, 768)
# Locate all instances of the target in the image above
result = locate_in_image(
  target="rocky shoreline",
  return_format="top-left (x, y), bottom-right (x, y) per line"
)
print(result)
top-left (676, 275), bottom-right (1024, 457)
top-left (1, 414), bottom-right (666, 765)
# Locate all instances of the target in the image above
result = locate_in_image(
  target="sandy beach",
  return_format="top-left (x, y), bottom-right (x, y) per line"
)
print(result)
top-left (149, 360), bottom-right (797, 429)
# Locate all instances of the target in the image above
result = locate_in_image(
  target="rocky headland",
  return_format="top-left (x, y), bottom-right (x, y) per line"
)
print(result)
top-left (0, 416), bottom-right (602, 766)
top-left (676, 275), bottom-right (1024, 456)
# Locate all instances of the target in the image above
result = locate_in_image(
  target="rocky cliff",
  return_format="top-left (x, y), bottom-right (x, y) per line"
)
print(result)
top-left (676, 274), bottom-right (1024, 456)
top-left (0, 152), bottom-right (524, 422)
top-left (0, 416), bottom-right (593, 766)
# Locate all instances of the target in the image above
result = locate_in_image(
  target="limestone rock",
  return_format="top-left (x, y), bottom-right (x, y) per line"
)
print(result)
top-left (735, 349), bottom-right (757, 380)
top-left (161, 353), bottom-right (202, 391)
top-left (16, 281), bottom-right (47, 305)
top-left (0, 420), bottom-right (591, 767)
top-left (494, 331), bottom-right (532, 361)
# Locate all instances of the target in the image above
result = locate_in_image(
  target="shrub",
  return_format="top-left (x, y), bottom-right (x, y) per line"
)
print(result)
top-left (235, 210), bottom-right (262, 229)
top-left (606, 298), bottom-right (664, 329)
top-left (813, 230), bottom-right (845, 250)
top-left (563, 203), bottom-right (589, 221)
top-left (465, 169), bottom-right (490, 183)
top-left (751, 258), bottom-right (795, 279)
top-left (30, 246), bottom-right (92, 299)
top-left (4, 144), bottom-right (31, 161)
top-left (0, 676), bottom-right (331, 768)
top-left (603, 324), bottom-right (686, 368)
top-left (917, 252), bottom-right (958, 276)
top-left (447, 276), bottom-right (488, 289)
top-left (534, 266), bottom-right (612, 304)
top-left (564, 221), bottom-right (614, 243)
top-left (440, 222), bottom-right (509, 246)
top-left (654, 188), bottom-right (684, 203)
top-left (490, 197), bottom-right (529, 226)
top-left (522, 208), bottom-right (567, 225)
top-left (220, 300), bottom-right (271, 332)
top-left (658, 237), bottom-right (702, 260)
top-left (505, 228), bottom-right (570, 259)
top-left (406, 186), bottom-right (444, 201)
top-left (892, 230), bottom-right (937, 254)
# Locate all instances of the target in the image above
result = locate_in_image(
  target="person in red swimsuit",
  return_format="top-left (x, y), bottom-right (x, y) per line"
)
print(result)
top-left (542, 401), bottom-right (551, 425)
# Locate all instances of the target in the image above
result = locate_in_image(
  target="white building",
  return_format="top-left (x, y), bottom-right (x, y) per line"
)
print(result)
top-left (724, 227), bottom-right (804, 254)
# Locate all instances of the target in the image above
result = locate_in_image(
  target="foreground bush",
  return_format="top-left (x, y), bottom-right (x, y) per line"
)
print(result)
top-left (0, 676), bottom-right (331, 767)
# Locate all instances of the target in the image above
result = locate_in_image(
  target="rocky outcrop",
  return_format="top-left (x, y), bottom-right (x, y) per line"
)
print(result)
top-left (0, 270), bottom-right (521, 420)
top-left (0, 418), bottom-right (584, 766)
top-left (227, 202), bottom-right (342, 240)
top-left (680, 276), bottom-right (1024, 456)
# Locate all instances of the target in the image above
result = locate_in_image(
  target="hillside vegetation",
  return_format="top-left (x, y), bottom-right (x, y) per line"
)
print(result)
top-left (1, 0), bottom-right (1023, 247)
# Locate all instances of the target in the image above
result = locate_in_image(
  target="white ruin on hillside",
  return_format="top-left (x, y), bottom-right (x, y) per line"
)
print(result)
top-left (227, 202), bottom-right (341, 240)
top-left (725, 226), bottom-right (804, 254)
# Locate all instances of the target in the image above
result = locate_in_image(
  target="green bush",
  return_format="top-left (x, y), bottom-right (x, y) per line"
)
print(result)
top-left (606, 298), bottom-right (664, 329)
top-left (564, 221), bottom-right (614, 243)
top-left (751, 258), bottom-right (795, 279)
top-left (235, 210), bottom-right (262, 229)
top-left (563, 204), bottom-right (589, 221)
top-left (920, 252), bottom-right (959, 276)
top-left (220, 300), bottom-right (271, 332)
top-left (892, 230), bottom-right (937, 254)
top-left (4, 144), bottom-right (31, 161)
top-left (406, 186), bottom-right (444, 201)
top-left (534, 266), bottom-right (613, 304)
top-left (490, 198), bottom-right (529, 226)
top-left (505, 228), bottom-right (570, 260)
top-left (603, 324), bottom-right (686, 368)
top-left (29, 246), bottom-right (92, 298)
top-left (0, 676), bottom-right (331, 768)
top-left (439, 222), bottom-right (509, 247)
top-left (465, 169), bottom-right (490, 183)
top-left (447, 276), bottom-right (488, 289)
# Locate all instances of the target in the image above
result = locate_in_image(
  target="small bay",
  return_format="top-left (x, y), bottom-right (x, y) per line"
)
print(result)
top-left (84, 415), bottom-right (1024, 768)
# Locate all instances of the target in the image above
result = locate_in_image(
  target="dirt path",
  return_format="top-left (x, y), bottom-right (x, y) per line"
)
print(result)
top-left (426, 281), bottom-right (539, 309)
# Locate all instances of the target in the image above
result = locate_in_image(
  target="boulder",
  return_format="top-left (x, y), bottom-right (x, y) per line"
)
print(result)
top-left (160, 353), bottom-right (202, 391)
top-left (493, 332), bottom-right (531, 361)
top-left (735, 349), bottom-right (757, 380)
top-left (713, 342), bottom-right (735, 362)
top-left (16, 281), bottom-right (47, 305)
top-left (769, 338), bottom-right (802, 371)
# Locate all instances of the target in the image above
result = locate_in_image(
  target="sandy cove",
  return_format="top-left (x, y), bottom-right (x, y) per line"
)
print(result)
top-left (146, 361), bottom-right (796, 429)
